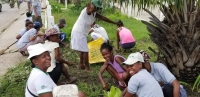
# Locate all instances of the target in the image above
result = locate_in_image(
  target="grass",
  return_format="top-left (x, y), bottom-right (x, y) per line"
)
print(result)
top-left (0, 1), bottom-right (160, 97)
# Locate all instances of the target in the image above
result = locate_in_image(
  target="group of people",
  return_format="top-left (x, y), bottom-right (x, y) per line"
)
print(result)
top-left (98, 43), bottom-right (187, 97)
top-left (13, 0), bottom-right (188, 96)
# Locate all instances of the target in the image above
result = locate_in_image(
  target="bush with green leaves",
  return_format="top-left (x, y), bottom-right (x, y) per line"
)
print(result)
top-left (104, 86), bottom-right (122, 97)
top-left (180, 75), bottom-right (200, 93)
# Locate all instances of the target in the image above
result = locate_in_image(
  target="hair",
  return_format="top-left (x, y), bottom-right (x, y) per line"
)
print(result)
top-left (59, 19), bottom-right (66, 24)
top-left (26, 12), bottom-right (31, 17)
top-left (117, 20), bottom-right (124, 27)
top-left (100, 43), bottom-right (113, 52)
top-left (25, 21), bottom-right (33, 27)
top-left (30, 56), bottom-right (36, 68)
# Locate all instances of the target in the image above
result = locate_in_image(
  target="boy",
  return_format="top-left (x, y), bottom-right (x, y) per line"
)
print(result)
top-left (122, 52), bottom-right (164, 97)
top-left (53, 19), bottom-right (67, 42)
top-left (25, 12), bottom-right (32, 23)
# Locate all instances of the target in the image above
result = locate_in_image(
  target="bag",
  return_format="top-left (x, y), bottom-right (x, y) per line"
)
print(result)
top-left (88, 38), bottom-right (105, 64)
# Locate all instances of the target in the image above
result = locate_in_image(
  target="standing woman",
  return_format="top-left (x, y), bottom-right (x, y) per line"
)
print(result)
top-left (71, 0), bottom-right (117, 71)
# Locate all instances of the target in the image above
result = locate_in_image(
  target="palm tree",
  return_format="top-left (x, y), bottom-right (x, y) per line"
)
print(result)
top-left (114, 0), bottom-right (200, 82)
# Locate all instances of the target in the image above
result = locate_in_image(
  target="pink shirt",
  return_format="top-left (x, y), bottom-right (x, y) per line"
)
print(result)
top-left (118, 27), bottom-right (135, 44)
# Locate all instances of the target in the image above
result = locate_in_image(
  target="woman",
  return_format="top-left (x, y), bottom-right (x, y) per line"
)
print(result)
top-left (98, 43), bottom-right (129, 90)
top-left (43, 28), bottom-right (76, 84)
top-left (25, 43), bottom-right (86, 97)
top-left (70, 0), bottom-right (117, 71)
top-left (16, 21), bottom-right (33, 39)
top-left (17, 22), bottom-right (43, 56)
top-left (116, 20), bottom-right (136, 50)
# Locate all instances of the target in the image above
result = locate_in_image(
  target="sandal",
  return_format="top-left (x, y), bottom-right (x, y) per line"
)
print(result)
top-left (60, 77), bottom-right (77, 84)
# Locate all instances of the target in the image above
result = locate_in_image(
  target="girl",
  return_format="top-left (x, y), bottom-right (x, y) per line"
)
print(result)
top-left (98, 43), bottom-right (130, 90)
top-left (116, 20), bottom-right (136, 50)
top-left (43, 28), bottom-right (76, 84)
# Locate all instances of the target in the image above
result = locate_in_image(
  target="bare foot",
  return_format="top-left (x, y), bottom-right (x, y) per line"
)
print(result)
top-left (77, 65), bottom-right (85, 69)
top-left (60, 77), bottom-right (77, 84)
top-left (85, 68), bottom-right (92, 72)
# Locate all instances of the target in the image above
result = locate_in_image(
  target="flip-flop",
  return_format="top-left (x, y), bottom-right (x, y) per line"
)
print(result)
top-left (60, 77), bottom-right (77, 84)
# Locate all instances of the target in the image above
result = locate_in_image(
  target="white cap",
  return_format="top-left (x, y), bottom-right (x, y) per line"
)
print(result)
top-left (27, 43), bottom-right (49, 59)
top-left (53, 84), bottom-right (79, 97)
top-left (123, 52), bottom-right (144, 65)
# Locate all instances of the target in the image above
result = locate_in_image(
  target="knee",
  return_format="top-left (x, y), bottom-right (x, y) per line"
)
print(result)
top-left (78, 91), bottom-right (86, 97)
top-left (163, 84), bottom-right (173, 97)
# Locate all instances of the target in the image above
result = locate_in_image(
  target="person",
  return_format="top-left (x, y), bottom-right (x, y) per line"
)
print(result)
top-left (43, 28), bottom-right (76, 84)
top-left (17, 22), bottom-right (43, 56)
top-left (70, 0), bottom-right (118, 71)
top-left (53, 19), bottom-right (67, 42)
top-left (16, 21), bottom-right (33, 39)
top-left (25, 12), bottom-right (33, 23)
top-left (25, 43), bottom-right (86, 97)
top-left (32, 0), bottom-right (42, 26)
top-left (122, 52), bottom-right (164, 97)
top-left (88, 22), bottom-right (109, 43)
top-left (139, 50), bottom-right (187, 97)
top-left (116, 20), bottom-right (136, 50)
top-left (27, 0), bottom-right (33, 13)
top-left (98, 43), bottom-right (129, 90)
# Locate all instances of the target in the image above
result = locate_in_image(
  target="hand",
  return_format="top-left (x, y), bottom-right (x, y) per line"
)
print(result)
top-left (103, 84), bottom-right (109, 91)
top-left (35, 14), bottom-right (38, 19)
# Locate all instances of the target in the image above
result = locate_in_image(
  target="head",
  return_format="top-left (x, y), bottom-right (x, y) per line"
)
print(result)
top-left (28, 43), bottom-right (51, 71)
top-left (86, 0), bottom-right (102, 15)
top-left (58, 19), bottom-right (66, 29)
top-left (44, 28), bottom-right (60, 42)
top-left (26, 12), bottom-right (31, 17)
top-left (117, 20), bottom-right (124, 27)
top-left (33, 22), bottom-right (41, 31)
top-left (123, 52), bottom-right (144, 75)
top-left (139, 50), bottom-right (151, 72)
top-left (100, 43), bottom-right (113, 62)
top-left (25, 21), bottom-right (33, 30)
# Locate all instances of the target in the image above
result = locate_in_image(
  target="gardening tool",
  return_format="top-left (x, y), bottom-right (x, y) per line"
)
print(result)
top-left (0, 40), bottom-right (18, 55)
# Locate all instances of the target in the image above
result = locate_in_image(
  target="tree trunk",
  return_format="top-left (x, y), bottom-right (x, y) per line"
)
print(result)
top-left (141, 2), bottom-right (200, 82)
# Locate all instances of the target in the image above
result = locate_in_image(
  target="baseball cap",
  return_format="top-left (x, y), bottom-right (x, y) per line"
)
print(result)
top-left (92, 0), bottom-right (102, 9)
top-left (33, 22), bottom-right (41, 29)
top-left (44, 28), bottom-right (60, 39)
top-left (27, 43), bottom-right (50, 59)
top-left (123, 52), bottom-right (144, 65)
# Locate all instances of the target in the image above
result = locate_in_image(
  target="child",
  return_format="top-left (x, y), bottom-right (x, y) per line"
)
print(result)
top-left (43, 28), bottom-right (76, 84)
top-left (25, 12), bottom-right (32, 23)
top-left (116, 20), bottom-right (136, 50)
top-left (122, 52), bottom-right (164, 97)
top-left (17, 22), bottom-right (43, 56)
top-left (88, 22), bottom-right (109, 43)
top-left (16, 21), bottom-right (33, 39)
top-left (98, 43), bottom-right (130, 90)
top-left (53, 19), bottom-right (67, 42)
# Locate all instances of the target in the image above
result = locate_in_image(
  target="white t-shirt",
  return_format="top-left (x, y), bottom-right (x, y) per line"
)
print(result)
top-left (53, 24), bottom-right (61, 33)
top-left (43, 41), bottom-right (59, 72)
top-left (92, 25), bottom-right (109, 41)
top-left (19, 28), bottom-right (28, 37)
top-left (24, 17), bottom-right (33, 23)
top-left (25, 67), bottom-right (56, 97)
top-left (17, 28), bottom-right (37, 49)
top-left (128, 69), bottom-right (164, 97)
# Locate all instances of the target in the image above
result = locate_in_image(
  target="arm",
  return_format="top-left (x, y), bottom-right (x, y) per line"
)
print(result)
top-left (88, 29), bottom-right (94, 34)
top-left (33, 6), bottom-right (38, 18)
top-left (29, 33), bottom-right (42, 41)
top-left (98, 62), bottom-right (108, 90)
top-left (27, 1), bottom-right (31, 12)
top-left (116, 29), bottom-right (120, 50)
top-left (96, 13), bottom-right (117, 25)
top-left (172, 79), bottom-right (180, 97)
top-left (55, 48), bottom-right (72, 66)
top-left (124, 91), bottom-right (135, 97)
top-left (39, 92), bottom-right (53, 97)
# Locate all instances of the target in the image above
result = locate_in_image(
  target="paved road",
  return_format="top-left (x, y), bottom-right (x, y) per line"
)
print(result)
top-left (0, 2), bottom-right (27, 34)
top-left (0, 2), bottom-right (28, 77)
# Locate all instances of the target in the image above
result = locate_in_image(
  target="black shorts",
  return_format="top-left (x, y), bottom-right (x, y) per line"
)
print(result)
top-left (48, 63), bottom-right (63, 83)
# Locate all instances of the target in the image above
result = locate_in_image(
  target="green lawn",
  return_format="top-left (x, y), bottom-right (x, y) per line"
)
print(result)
top-left (0, 1), bottom-right (159, 97)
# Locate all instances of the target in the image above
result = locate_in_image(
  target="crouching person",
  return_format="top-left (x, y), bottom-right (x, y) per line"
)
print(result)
top-left (43, 28), bottom-right (76, 84)
top-left (25, 43), bottom-right (86, 97)
top-left (140, 50), bottom-right (187, 97)
top-left (122, 52), bottom-right (164, 97)
top-left (17, 22), bottom-right (43, 56)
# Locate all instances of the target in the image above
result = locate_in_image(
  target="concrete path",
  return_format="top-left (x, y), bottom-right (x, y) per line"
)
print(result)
top-left (0, 2), bottom-right (28, 77)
